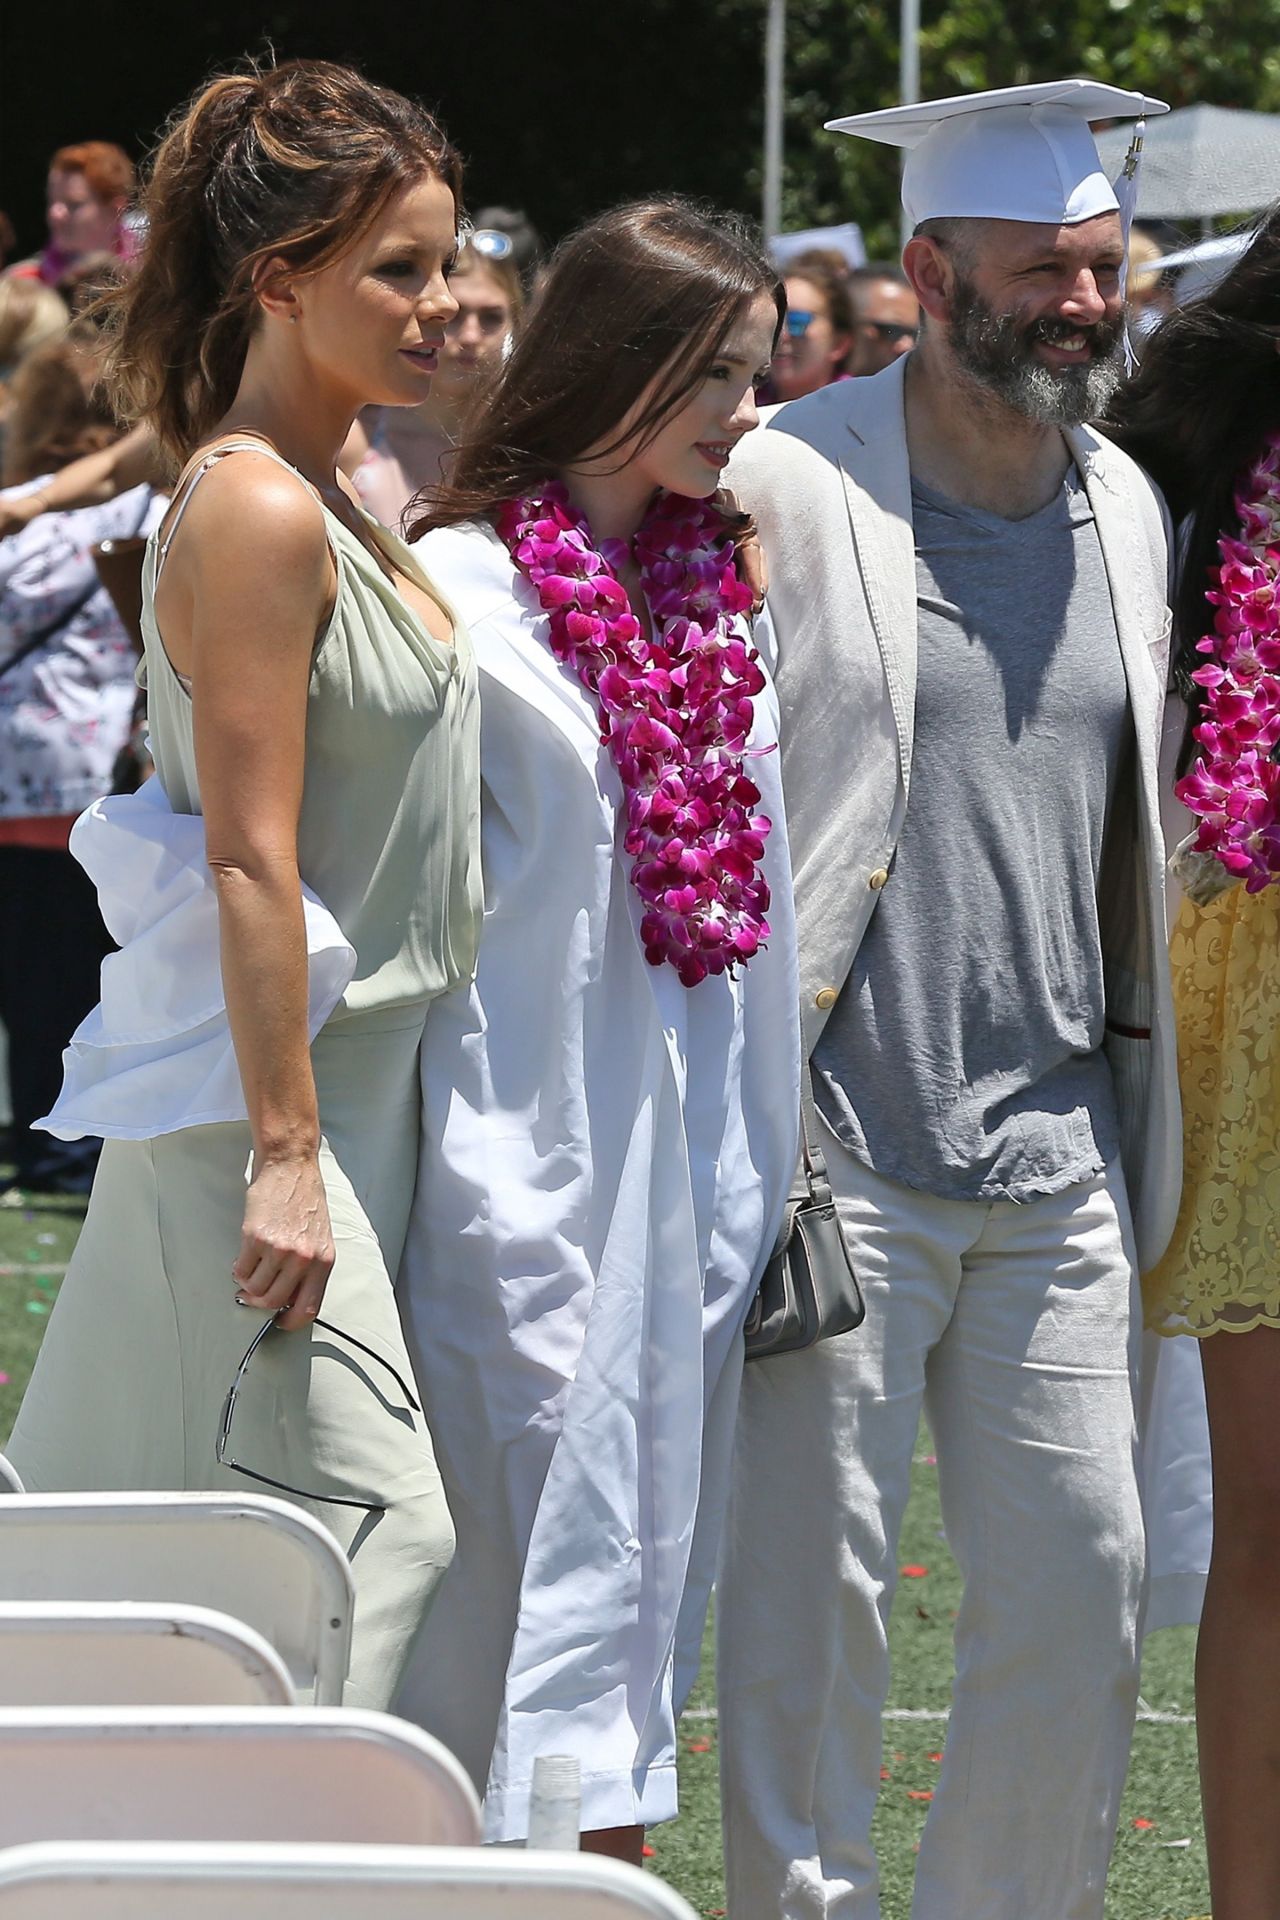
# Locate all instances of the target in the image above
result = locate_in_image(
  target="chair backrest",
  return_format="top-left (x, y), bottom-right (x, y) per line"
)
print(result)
top-left (0, 1603), bottom-right (294, 1707)
top-left (0, 1843), bottom-right (700, 1918)
top-left (0, 1709), bottom-right (481, 1849)
top-left (0, 1453), bottom-right (25, 1494)
top-left (0, 1493), bottom-right (352, 1701)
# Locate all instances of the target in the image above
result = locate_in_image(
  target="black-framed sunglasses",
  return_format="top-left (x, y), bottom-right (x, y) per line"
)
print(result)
top-left (863, 319), bottom-right (919, 344)
top-left (216, 1314), bottom-right (421, 1513)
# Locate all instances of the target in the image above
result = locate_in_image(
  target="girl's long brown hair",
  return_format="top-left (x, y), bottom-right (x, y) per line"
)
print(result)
top-left (410, 197), bottom-right (784, 538)
top-left (104, 58), bottom-right (461, 467)
top-left (1108, 208), bottom-right (1280, 764)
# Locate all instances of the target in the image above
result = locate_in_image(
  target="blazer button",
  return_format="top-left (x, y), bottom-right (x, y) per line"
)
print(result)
top-left (815, 987), bottom-right (838, 1010)
top-left (868, 867), bottom-right (890, 891)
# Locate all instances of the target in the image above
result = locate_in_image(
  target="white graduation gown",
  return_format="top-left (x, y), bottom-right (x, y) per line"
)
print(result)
top-left (394, 520), bottom-right (800, 1839)
top-left (1138, 704), bottom-right (1212, 1635)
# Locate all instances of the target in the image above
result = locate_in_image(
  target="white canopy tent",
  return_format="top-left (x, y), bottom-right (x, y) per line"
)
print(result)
top-left (1096, 103), bottom-right (1280, 223)
top-left (1159, 226), bottom-right (1255, 301)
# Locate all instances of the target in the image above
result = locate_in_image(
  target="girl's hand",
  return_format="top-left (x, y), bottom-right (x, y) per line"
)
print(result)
top-left (234, 1153), bottom-right (335, 1332)
top-left (738, 524), bottom-right (768, 614)
top-left (1169, 831), bottom-right (1241, 909)
top-left (714, 485), bottom-right (768, 614)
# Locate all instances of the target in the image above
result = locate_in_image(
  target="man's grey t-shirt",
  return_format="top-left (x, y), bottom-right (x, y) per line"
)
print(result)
top-left (814, 468), bottom-right (1128, 1202)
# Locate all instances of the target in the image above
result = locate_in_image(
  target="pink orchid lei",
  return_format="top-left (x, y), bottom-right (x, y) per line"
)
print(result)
top-left (1177, 432), bottom-right (1280, 892)
top-left (496, 481), bottom-right (772, 986)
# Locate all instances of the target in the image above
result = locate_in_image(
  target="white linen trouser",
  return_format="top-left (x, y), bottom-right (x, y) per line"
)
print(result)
top-left (717, 1139), bottom-right (1144, 1920)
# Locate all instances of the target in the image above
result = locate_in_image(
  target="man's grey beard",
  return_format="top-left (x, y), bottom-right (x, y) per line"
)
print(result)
top-left (947, 274), bottom-right (1125, 426)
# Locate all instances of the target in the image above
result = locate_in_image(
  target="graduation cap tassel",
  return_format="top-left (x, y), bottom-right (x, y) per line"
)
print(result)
top-left (1115, 120), bottom-right (1146, 372)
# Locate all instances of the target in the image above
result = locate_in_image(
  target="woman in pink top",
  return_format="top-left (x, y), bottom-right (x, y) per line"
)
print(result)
top-left (7, 143), bottom-right (137, 288)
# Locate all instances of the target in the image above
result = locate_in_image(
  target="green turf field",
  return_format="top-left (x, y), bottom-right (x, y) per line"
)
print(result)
top-left (0, 1173), bottom-right (1210, 1919)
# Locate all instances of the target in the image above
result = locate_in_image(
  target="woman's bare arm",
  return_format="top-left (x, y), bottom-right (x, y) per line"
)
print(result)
top-left (162, 453), bottom-right (338, 1329)
top-left (0, 424), bottom-right (166, 537)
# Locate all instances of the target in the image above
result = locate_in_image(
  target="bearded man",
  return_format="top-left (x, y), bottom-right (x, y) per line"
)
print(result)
top-left (718, 82), bottom-right (1183, 1920)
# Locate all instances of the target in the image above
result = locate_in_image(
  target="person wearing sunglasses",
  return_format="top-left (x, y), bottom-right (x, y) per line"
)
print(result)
top-left (770, 257), bottom-right (854, 403)
top-left (471, 206), bottom-right (544, 290)
top-left (846, 262), bottom-right (921, 376)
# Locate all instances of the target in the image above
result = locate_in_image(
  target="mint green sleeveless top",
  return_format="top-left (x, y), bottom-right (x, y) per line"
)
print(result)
top-left (140, 440), bottom-right (482, 1019)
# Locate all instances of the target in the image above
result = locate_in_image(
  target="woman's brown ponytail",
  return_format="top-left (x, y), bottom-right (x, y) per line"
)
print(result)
top-left (104, 59), bottom-right (461, 467)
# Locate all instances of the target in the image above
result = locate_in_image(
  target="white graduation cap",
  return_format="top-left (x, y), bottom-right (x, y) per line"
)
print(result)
top-left (826, 79), bottom-right (1169, 231)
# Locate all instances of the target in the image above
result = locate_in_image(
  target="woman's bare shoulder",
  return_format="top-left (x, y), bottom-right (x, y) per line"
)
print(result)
top-left (162, 443), bottom-right (331, 590)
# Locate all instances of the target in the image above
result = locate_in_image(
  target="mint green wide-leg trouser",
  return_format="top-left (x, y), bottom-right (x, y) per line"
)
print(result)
top-left (8, 1005), bottom-right (453, 1710)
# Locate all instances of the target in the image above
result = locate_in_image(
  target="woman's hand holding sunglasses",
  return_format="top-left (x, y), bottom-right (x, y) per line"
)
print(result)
top-left (234, 1152), bottom-right (335, 1331)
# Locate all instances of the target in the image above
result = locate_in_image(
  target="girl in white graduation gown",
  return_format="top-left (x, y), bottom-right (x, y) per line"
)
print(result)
top-left (395, 200), bottom-right (800, 1858)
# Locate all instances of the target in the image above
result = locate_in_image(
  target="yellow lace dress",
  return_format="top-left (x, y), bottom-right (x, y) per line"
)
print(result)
top-left (1144, 878), bottom-right (1280, 1334)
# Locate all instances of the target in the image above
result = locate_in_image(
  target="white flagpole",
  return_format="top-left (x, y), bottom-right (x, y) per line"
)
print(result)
top-left (764, 0), bottom-right (785, 241)
top-left (899, 0), bottom-right (920, 247)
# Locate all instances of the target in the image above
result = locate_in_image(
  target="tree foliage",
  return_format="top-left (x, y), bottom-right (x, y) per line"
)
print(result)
top-left (734, 0), bottom-right (1280, 257)
top-left (4, 0), bottom-right (1280, 260)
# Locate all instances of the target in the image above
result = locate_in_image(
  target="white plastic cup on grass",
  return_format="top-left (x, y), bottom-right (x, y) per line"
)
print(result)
top-left (527, 1752), bottom-right (582, 1850)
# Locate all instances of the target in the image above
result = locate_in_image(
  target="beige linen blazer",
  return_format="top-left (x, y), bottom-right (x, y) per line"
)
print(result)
top-left (727, 355), bottom-right (1182, 1274)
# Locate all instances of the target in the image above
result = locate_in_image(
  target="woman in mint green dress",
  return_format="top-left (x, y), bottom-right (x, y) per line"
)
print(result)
top-left (8, 58), bottom-right (482, 1710)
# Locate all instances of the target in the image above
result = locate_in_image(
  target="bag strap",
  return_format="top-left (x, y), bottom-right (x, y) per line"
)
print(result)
top-left (0, 578), bottom-right (100, 686)
top-left (799, 1054), bottom-right (821, 1168)
top-left (0, 488), bottom-right (151, 687)
top-left (797, 1035), bottom-right (835, 1207)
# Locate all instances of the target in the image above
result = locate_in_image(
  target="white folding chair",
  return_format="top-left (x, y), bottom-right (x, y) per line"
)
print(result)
top-left (0, 1843), bottom-right (700, 1919)
top-left (0, 1492), bottom-right (352, 1701)
top-left (0, 1602), bottom-right (293, 1707)
top-left (0, 1708), bottom-right (481, 1849)
top-left (0, 1452), bottom-right (25, 1494)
